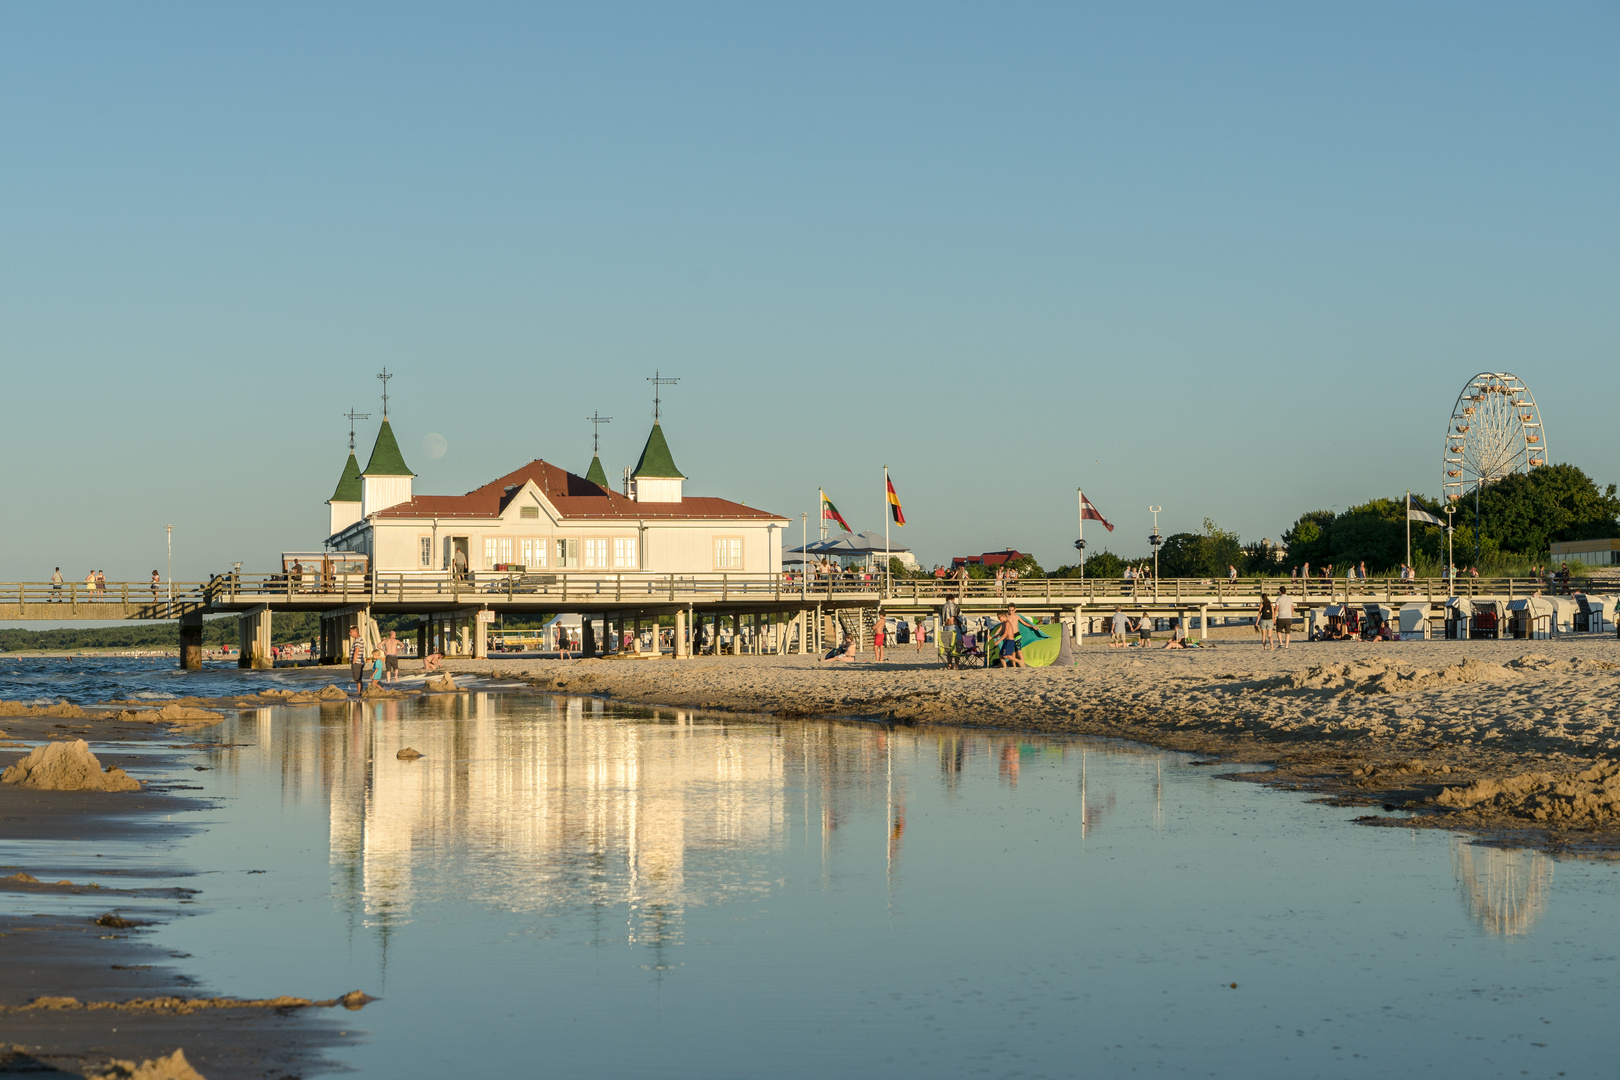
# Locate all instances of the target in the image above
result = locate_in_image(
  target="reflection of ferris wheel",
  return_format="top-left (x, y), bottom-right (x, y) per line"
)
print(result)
top-left (1442, 372), bottom-right (1546, 506)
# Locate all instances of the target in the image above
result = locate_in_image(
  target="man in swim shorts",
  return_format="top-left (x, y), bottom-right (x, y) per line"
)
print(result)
top-left (383, 630), bottom-right (401, 682)
top-left (1273, 588), bottom-right (1296, 650)
top-left (1110, 607), bottom-right (1128, 648)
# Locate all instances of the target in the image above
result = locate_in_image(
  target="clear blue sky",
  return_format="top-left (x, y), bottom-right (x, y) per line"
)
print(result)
top-left (2, 2), bottom-right (1614, 580)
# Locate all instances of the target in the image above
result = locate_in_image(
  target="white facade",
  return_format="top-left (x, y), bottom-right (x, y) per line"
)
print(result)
top-left (361, 475), bottom-right (413, 518)
top-left (329, 500), bottom-right (362, 537)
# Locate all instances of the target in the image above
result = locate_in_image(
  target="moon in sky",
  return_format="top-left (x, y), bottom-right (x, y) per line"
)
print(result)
top-left (423, 433), bottom-right (448, 460)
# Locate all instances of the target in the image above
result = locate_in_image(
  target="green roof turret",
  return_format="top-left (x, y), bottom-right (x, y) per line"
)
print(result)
top-left (631, 422), bottom-right (685, 479)
top-left (329, 452), bottom-right (363, 503)
top-left (362, 419), bottom-right (416, 477)
top-left (584, 455), bottom-right (609, 487)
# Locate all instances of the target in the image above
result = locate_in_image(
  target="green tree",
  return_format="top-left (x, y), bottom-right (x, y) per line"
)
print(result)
top-left (1327, 498), bottom-right (1404, 571)
top-left (1281, 510), bottom-right (1334, 570)
top-left (1476, 463), bottom-right (1620, 556)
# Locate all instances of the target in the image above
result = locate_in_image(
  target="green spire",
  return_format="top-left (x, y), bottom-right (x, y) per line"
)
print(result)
top-left (329, 452), bottom-right (362, 503)
top-left (584, 454), bottom-right (609, 487)
top-left (632, 422), bottom-right (685, 479)
top-left (362, 419), bottom-right (415, 477)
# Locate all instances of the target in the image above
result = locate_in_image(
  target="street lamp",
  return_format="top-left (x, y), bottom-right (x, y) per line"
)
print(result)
top-left (1444, 505), bottom-right (1456, 584)
top-left (1147, 505), bottom-right (1163, 583)
top-left (165, 525), bottom-right (173, 608)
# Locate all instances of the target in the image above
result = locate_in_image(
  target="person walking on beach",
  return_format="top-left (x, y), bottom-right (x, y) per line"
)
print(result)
top-left (998, 605), bottom-right (1035, 668)
top-left (873, 615), bottom-right (887, 662)
top-left (914, 617), bottom-right (926, 652)
top-left (1136, 611), bottom-right (1154, 647)
top-left (1110, 607), bottom-right (1128, 648)
top-left (348, 627), bottom-right (366, 692)
top-left (1256, 592), bottom-right (1275, 651)
top-left (383, 631), bottom-right (401, 682)
top-left (1273, 589), bottom-right (1296, 649)
top-left (50, 567), bottom-right (62, 602)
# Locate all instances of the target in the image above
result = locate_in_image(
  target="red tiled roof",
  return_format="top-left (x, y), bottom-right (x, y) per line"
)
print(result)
top-left (372, 459), bottom-right (785, 522)
top-left (951, 549), bottom-right (1026, 567)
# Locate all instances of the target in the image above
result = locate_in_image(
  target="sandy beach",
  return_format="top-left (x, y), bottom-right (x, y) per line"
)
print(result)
top-left (438, 634), bottom-right (1620, 848)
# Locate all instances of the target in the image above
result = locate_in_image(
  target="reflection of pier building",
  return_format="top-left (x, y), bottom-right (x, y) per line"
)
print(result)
top-left (319, 696), bottom-right (788, 941)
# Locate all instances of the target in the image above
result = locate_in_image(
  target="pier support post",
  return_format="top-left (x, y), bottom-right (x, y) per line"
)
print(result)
top-left (473, 610), bottom-right (488, 659)
top-left (1074, 605), bottom-right (1084, 648)
top-left (238, 605), bottom-right (273, 669)
top-left (674, 608), bottom-right (687, 658)
top-left (1199, 604), bottom-right (1209, 642)
top-left (417, 622), bottom-right (427, 661)
top-left (178, 611), bottom-right (204, 670)
top-left (582, 616), bottom-right (597, 657)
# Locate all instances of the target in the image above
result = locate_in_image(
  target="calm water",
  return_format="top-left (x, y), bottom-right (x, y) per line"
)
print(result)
top-left (4, 660), bottom-right (1618, 1077)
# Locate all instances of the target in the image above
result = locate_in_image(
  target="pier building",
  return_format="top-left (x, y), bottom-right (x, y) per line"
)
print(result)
top-left (327, 417), bottom-right (787, 579)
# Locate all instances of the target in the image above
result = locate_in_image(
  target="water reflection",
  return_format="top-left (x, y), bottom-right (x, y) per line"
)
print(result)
top-left (231, 695), bottom-right (1558, 954)
top-left (1451, 839), bottom-right (1554, 935)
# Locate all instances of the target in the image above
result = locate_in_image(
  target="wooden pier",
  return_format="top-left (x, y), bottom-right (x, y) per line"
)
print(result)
top-left (0, 571), bottom-right (1555, 669)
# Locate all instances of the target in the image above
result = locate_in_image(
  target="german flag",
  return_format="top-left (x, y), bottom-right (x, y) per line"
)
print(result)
top-left (822, 492), bottom-right (852, 532)
top-left (886, 476), bottom-right (905, 526)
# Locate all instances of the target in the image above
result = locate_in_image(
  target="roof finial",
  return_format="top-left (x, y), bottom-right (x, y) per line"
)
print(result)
top-left (586, 410), bottom-right (613, 454)
top-left (343, 407), bottom-right (371, 453)
top-left (647, 370), bottom-right (679, 422)
top-left (377, 366), bottom-right (393, 418)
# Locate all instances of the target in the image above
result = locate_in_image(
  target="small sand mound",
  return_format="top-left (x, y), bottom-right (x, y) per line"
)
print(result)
top-left (88, 1048), bottom-right (207, 1080)
top-left (150, 703), bottom-right (224, 726)
top-left (1437, 761), bottom-right (1620, 827)
top-left (317, 685), bottom-right (350, 701)
top-left (2, 740), bottom-right (140, 792)
top-left (0, 699), bottom-right (106, 719)
top-left (396, 747), bottom-right (423, 760)
top-left (425, 674), bottom-right (458, 692)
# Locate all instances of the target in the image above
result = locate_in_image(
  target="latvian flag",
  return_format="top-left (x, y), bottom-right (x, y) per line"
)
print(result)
top-left (886, 477), bottom-right (906, 526)
top-left (1081, 493), bottom-right (1114, 532)
top-left (822, 492), bottom-right (852, 532)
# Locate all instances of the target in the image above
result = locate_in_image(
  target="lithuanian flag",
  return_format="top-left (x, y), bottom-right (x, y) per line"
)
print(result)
top-left (886, 476), bottom-right (905, 526)
top-left (822, 492), bottom-right (852, 532)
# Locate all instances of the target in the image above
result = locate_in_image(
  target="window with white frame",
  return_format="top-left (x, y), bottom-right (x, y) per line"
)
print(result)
top-left (714, 537), bottom-right (743, 570)
top-left (484, 536), bottom-right (512, 569)
top-left (521, 538), bottom-right (548, 568)
top-left (419, 536), bottom-right (432, 568)
top-left (554, 537), bottom-right (579, 568)
top-left (613, 536), bottom-right (638, 569)
top-left (584, 538), bottom-right (609, 570)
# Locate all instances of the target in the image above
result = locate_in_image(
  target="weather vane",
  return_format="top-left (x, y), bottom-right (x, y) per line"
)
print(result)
top-left (647, 370), bottom-right (679, 422)
top-left (377, 366), bottom-right (393, 417)
top-left (343, 408), bottom-right (371, 453)
top-left (586, 411), bottom-right (613, 454)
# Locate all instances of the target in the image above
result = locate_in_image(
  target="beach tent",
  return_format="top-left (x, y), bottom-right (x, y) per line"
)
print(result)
top-left (1578, 595), bottom-right (1615, 633)
top-left (1444, 596), bottom-right (1473, 639)
top-left (1507, 596), bottom-right (1554, 640)
top-left (1548, 596), bottom-right (1579, 634)
top-left (1398, 604), bottom-right (1432, 639)
top-left (1471, 598), bottom-right (1506, 639)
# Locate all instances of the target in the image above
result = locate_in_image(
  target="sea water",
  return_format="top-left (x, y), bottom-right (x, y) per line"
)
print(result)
top-left (4, 660), bottom-right (1617, 1077)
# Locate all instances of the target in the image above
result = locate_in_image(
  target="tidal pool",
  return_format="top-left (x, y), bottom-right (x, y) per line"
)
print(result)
top-left (90, 693), bottom-right (1620, 1075)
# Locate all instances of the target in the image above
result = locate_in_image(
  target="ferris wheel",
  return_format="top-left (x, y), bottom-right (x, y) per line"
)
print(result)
top-left (1442, 372), bottom-right (1546, 506)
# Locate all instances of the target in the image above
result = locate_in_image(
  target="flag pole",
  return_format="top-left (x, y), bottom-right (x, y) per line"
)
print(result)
top-left (1077, 488), bottom-right (1085, 585)
top-left (884, 465), bottom-right (891, 592)
top-left (819, 487), bottom-right (827, 542)
top-left (1406, 490), bottom-right (1411, 570)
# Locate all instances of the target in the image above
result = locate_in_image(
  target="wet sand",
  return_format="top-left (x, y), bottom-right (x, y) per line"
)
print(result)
top-left (439, 635), bottom-right (1620, 850)
top-left (0, 711), bottom-right (355, 1079)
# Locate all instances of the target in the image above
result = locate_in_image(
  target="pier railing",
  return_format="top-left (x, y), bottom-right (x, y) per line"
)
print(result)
top-left (0, 573), bottom-right (1566, 616)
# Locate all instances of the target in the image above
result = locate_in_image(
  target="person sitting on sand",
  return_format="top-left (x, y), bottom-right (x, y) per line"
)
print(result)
top-left (819, 633), bottom-right (858, 662)
top-left (1162, 618), bottom-right (1187, 649)
top-left (422, 646), bottom-right (443, 673)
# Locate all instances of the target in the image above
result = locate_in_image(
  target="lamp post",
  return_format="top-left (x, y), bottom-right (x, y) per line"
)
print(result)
top-left (165, 525), bottom-right (173, 608)
top-left (1444, 505), bottom-right (1456, 584)
top-left (1147, 505), bottom-right (1163, 587)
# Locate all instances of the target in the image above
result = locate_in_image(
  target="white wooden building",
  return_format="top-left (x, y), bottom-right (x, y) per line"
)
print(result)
top-left (325, 418), bottom-right (788, 576)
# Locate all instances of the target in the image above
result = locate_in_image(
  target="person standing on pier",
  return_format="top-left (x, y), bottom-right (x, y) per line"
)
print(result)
top-left (50, 567), bottom-right (62, 601)
top-left (150, 571), bottom-right (160, 602)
